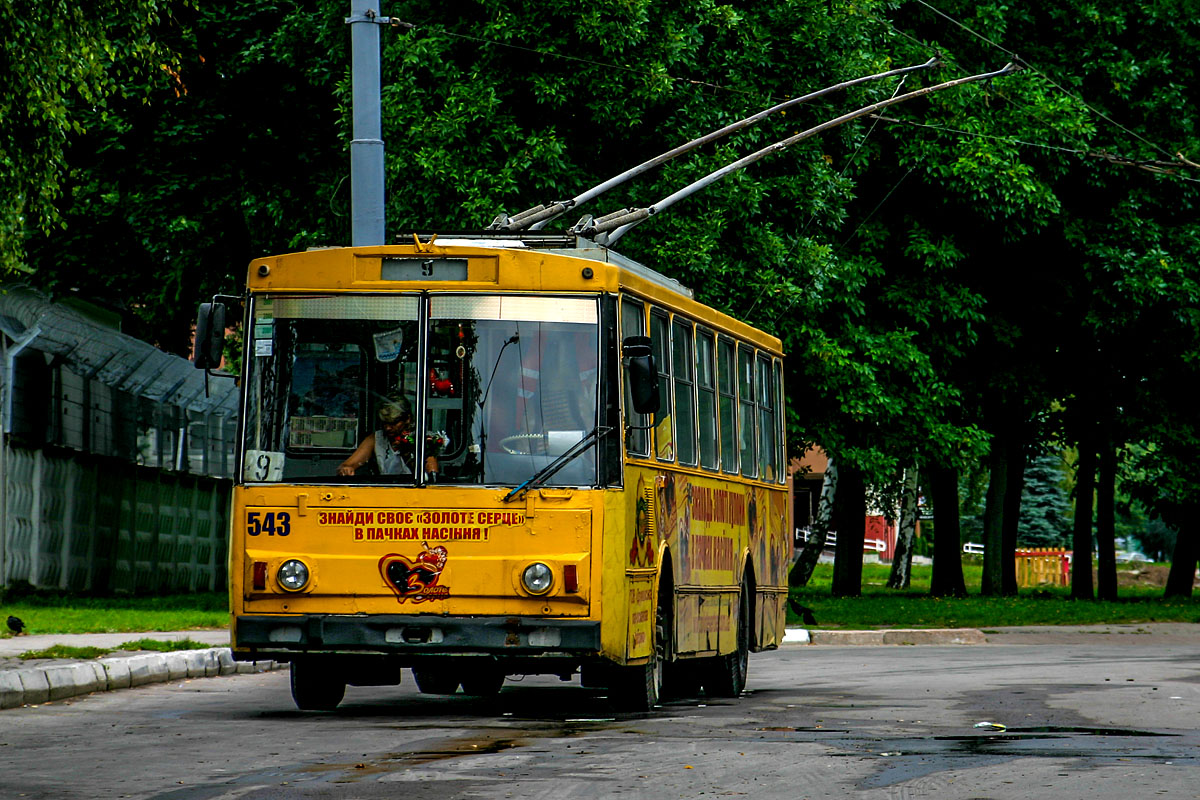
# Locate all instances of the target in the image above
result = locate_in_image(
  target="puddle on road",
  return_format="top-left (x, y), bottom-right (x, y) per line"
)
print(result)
top-left (386, 735), bottom-right (527, 766)
top-left (756, 726), bottom-right (849, 733)
top-left (299, 718), bottom-right (624, 783)
top-left (1006, 726), bottom-right (1175, 737)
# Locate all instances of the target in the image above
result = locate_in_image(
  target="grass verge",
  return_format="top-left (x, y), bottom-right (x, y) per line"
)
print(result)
top-left (789, 563), bottom-right (1200, 629)
top-left (17, 637), bottom-right (217, 661)
top-left (1, 593), bottom-right (227, 637)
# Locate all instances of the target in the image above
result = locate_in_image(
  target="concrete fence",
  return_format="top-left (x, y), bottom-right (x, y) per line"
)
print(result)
top-left (1, 284), bottom-right (238, 593)
top-left (1, 444), bottom-right (230, 593)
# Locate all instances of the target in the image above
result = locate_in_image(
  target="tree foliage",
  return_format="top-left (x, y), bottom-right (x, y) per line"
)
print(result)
top-left (6, 0), bottom-right (1200, 596)
top-left (0, 0), bottom-right (175, 274)
top-left (1018, 449), bottom-right (1072, 548)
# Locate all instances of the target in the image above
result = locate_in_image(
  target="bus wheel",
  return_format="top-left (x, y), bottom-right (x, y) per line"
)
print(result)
top-left (461, 669), bottom-right (505, 697)
top-left (612, 588), bottom-right (667, 712)
top-left (703, 576), bottom-right (750, 698)
top-left (412, 666), bottom-right (461, 694)
top-left (290, 659), bottom-right (346, 711)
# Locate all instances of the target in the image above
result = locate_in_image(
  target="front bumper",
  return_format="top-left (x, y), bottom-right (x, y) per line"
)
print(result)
top-left (233, 614), bottom-right (602, 660)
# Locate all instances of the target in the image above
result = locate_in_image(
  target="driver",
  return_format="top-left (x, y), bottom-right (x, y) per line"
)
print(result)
top-left (337, 398), bottom-right (438, 477)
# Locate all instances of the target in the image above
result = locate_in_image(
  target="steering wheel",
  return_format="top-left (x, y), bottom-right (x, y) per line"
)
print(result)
top-left (499, 433), bottom-right (545, 455)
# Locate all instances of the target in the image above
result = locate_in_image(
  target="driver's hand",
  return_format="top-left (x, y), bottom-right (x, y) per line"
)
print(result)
top-left (337, 464), bottom-right (356, 476)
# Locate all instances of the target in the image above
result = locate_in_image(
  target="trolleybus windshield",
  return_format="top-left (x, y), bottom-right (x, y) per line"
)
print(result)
top-left (240, 293), bottom-right (601, 487)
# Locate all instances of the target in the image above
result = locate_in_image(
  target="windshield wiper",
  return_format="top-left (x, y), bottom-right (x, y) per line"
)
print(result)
top-left (502, 426), bottom-right (612, 503)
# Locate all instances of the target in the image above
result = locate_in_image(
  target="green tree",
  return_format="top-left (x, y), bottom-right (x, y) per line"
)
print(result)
top-left (846, 0), bottom-right (1200, 597)
top-left (1, 0), bottom-right (174, 274)
top-left (19, 1), bottom-right (347, 350)
top-left (14, 0), bottom-right (1200, 601)
top-left (1017, 449), bottom-right (1071, 547)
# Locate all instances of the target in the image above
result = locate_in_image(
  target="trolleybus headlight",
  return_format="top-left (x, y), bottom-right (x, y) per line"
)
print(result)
top-left (277, 559), bottom-right (310, 591)
top-left (521, 562), bottom-right (553, 595)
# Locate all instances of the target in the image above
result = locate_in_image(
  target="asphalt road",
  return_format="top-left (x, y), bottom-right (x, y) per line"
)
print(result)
top-left (1, 639), bottom-right (1198, 799)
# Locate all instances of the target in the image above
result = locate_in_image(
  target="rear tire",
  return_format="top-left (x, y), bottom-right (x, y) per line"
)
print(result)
top-left (290, 659), bottom-right (346, 711)
top-left (412, 666), bottom-right (461, 695)
top-left (702, 575), bottom-right (750, 698)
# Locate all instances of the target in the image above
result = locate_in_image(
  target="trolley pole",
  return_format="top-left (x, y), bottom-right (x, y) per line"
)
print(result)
top-left (348, 0), bottom-right (386, 246)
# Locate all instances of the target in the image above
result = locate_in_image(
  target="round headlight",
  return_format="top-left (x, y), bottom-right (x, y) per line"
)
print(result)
top-left (277, 559), bottom-right (309, 591)
top-left (521, 562), bottom-right (553, 595)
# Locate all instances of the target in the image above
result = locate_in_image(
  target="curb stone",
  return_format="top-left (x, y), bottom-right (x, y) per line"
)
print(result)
top-left (0, 648), bottom-right (283, 710)
top-left (786, 627), bottom-right (987, 646)
top-left (3, 626), bottom-right (990, 709)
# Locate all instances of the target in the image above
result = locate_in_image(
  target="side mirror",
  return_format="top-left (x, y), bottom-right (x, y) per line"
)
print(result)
top-left (622, 335), bottom-right (660, 415)
top-left (194, 302), bottom-right (227, 370)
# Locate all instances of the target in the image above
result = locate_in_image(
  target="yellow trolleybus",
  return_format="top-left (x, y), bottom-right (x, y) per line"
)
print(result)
top-left (198, 232), bottom-right (790, 710)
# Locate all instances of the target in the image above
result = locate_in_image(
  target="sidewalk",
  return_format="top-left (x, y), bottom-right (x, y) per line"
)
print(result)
top-left (2, 623), bottom-right (1197, 709)
top-left (0, 630), bottom-right (282, 710)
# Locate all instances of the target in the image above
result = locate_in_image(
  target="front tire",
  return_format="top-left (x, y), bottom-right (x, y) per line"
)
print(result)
top-left (290, 659), bottom-right (346, 711)
top-left (612, 583), bottom-right (668, 711)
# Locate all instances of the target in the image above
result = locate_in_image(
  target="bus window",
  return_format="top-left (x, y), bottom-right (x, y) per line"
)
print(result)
top-left (738, 344), bottom-right (757, 478)
top-left (757, 352), bottom-right (776, 481)
top-left (651, 308), bottom-right (673, 462)
top-left (672, 318), bottom-right (697, 466)
top-left (428, 295), bottom-right (599, 487)
top-left (242, 294), bottom-right (419, 482)
top-left (696, 328), bottom-right (718, 470)
top-left (773, 357), bottom-right (785, 483)
top-left (241, 293), bottom-right (600, 488)
top-left (718, 337), bottom-right (737, 474)
top-left (621, 298), bottom-right (650, 457)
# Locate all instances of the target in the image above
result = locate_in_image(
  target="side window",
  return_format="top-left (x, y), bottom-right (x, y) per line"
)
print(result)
top-left (696, 328), bottom-right (718, 470)
top-left (773, 358), bottom-right (785, 483)
top-left (672, 318), bottom-right (697, 466)
top-left (738, 344), bottom-right (757, 478)
top-left (620, 298), bottom-right (650, 457)
top-left (650, 309), bottom-right (674, 462)
top-left (718, 337), bottom-right (737, 474)
top-left (757, 353), bottom-right (777, 481)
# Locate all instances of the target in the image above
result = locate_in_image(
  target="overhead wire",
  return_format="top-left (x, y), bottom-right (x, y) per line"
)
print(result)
top-left (745, 72), bottom-right (915, 321)
top-left (397, 10), bottom-right (1198, 191)
top-left (395, 5), bottom-right (1199, 325)
top-left (907, 0), bottom-right (1193, 168)
top-left (867, 114), bottom-right (1200, 183)
top-left (394, 19), bottom-right (764, 100)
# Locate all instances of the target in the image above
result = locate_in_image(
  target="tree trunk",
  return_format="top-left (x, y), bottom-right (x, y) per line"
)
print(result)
top-left (831, 465), bottom-right (866, 598)
top-left (1001, 439), bottom-right (1025, 595)
top-left (887, 466), bottom-right (919, 589)
top-left (1164, 512), bottom-right (1197, 599)
top-left (929, 465), bottom-right (966, 598)
top-left (1095, 441), bottom-right (1118, 601)
top-left (981, 438), bottom-right (1007, 596)
top-left (788, 461), bottom-right (838, 587)
top-left (1070, 440), bottom-right (1096, 599)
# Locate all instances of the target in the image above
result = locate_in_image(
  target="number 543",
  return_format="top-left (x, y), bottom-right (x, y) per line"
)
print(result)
top-left (247, 511), bottom-right (291, 536)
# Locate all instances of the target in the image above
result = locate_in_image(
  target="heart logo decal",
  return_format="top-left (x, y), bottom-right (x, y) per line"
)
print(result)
top-left (379, 544), bottom-right (450, 603)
